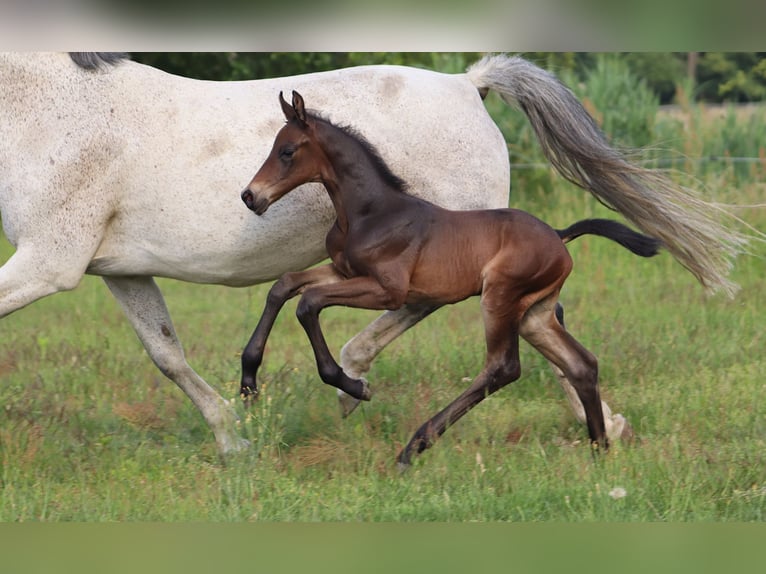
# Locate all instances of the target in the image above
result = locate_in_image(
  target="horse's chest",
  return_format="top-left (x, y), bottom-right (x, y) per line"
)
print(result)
top-left (326, 218), bottom-right (417, 279)
top-left (329, 242), bottom-right (376, 278)
top-left (325, 224), bottom-right (368, 278)
top-left (327, 238), bottom-right (387, 279)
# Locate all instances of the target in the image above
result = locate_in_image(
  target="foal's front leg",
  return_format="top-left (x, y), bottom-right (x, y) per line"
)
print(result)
top-left (295, 276), bottom-right (404, 401)
top-left (240, 264), bottom-right (345, 402)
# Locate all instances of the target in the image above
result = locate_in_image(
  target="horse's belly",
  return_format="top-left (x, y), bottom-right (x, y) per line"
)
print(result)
top-left (89, 189), bottom-right (334, 285)
top-left (407, 259), bottom-right (484, 305)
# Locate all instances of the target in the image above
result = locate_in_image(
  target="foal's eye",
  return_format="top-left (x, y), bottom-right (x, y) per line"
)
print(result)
top-left (279, 147), bottom-right (295, 161)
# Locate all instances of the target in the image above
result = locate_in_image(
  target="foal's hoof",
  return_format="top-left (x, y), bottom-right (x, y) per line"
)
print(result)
top-left (337, 390), bottom-right (362, 418)
top-left (240, 387), bottom-right (259, 408)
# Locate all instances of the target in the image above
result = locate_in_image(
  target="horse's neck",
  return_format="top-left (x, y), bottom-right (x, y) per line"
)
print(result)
top-left (319, 124), bottom-right (400, 226)
top-left (0, 52), bottom-right (71, 80)
top-left (1, 53), bottom-right (83, 105)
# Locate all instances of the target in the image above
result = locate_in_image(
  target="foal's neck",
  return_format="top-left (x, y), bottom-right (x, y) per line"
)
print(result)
top-left (316, 120), bottom-right (406, 228)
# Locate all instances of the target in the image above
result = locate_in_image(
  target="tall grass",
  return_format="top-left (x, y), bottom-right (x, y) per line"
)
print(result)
top-left (0, 61), bottom-right (764, 521)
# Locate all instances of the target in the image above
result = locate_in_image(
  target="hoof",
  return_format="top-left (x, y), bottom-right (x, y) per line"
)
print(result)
top-left (396, 461), bottom-right (411, 474)
top-left (338, 390), bottom-right (362, 418)
top-left (218, 437), bottom-right (251, 461)
top-left (608, 413), bottom-right (636, 443)
top-left (358, 377), bottom-right (372, 401)
top-left (228, 437), bottom-right (252, 453)
top-left (619, 416), bottom-right (637, 443)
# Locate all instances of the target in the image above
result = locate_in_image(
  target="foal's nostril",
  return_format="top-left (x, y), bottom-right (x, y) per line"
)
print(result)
top-left (241, 189), bottom-right (254, 209)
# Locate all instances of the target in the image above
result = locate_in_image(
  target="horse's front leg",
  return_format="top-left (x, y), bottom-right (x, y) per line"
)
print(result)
top-left (295, 277), bottom-right (403, 401)
top-left (240, 264), bottom-right (344, 403)
top-left (337, 303), bottom-right (440, 416)
top-left (104, 276), bottom-right (250, 457)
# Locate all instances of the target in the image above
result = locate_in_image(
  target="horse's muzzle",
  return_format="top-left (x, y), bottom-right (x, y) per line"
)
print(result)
top-left (241, 189), bottom-right (270, 216)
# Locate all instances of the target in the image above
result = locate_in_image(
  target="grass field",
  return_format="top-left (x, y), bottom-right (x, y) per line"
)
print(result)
top-left (1, 114), bottom-right (765, 522)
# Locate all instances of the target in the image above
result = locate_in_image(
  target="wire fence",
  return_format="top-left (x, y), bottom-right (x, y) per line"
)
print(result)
top-left (509, 156), bottom-right (766, 171)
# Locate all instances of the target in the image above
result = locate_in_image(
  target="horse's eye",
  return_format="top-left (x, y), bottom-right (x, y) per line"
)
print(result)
top-left (279, 147), bottom-right (295, 160)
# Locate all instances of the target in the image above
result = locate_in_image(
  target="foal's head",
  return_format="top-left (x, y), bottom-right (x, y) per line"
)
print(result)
top-left (241, 91), bottom-right (324, 215)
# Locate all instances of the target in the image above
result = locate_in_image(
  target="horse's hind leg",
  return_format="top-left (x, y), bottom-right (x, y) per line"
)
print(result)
top-left (551, 303), bottom-right (633, 441)
top-left (103, 276), bottom-right (249, 456)
top-left (520, 297), bottom-right (608, 450)
top-left (337, 303), bottom-right (440, 416)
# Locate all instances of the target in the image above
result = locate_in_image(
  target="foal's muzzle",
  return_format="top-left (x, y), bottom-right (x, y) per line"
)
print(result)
top-left (241, 188), bottom-right (270, 216)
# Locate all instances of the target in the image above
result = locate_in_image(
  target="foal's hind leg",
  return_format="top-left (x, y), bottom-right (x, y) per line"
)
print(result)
top-left (520, 297), bottom-right (608, 450)
top-left (104, 276), bottom-right (249, 456)
top-left (551, 304), bottom-right (633, 441)
top-left (397, 289), bottom-right (525, 467)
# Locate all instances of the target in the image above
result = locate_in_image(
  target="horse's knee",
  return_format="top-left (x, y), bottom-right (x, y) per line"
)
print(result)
top-left (133, 327), bottom-right (186, 381)
top-left (568, 351), bottom-right (598, 388)
top-left (499, 359), bottom-right (522, 385)
top-left (151, 350), bottom-right (189, 382)
top-left (562, 351), bottom-right (600, 413)
top-left (268, 275), bottom-right (296, 304)
top-left (483, 357), bottom-right (521, 394)
top-left (295, 292), bottom-right (318, 325)
top-left (140, 333), bottom-right (190, 382)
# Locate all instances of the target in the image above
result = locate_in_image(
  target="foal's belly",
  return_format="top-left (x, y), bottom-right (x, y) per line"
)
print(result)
top-left (406, 261), bottom-right (485, 305)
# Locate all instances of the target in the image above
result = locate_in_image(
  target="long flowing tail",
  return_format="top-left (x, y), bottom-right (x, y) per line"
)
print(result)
top-left (557, 218), bottom-right (661, 258)
top-left (466, 54), bottom-right (748, 296)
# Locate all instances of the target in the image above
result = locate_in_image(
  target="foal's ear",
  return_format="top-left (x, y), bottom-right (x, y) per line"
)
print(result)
top-left (278, 90), bottom-right (308, 127)
top-left (291, 91), bottom-right (308, 125)
top-left (279, 91), bottom-right (297, 122)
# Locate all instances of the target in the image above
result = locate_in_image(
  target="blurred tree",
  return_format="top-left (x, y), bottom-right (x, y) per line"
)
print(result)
top-left (622, 53), bottom-right (686, 104)
top-left (568, 54), bottom-right (660, 148)
top-left (696, 52), bottom-right (766, 102)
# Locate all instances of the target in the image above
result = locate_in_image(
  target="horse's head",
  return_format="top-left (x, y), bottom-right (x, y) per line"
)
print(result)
top-left (241, 90), bottom-right (324, 215)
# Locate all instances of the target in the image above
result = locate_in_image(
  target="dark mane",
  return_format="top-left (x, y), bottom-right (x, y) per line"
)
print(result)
top-left (69, 52), bottom-right (129, 70)
top-left (311, 112), bottom-right (409, 193)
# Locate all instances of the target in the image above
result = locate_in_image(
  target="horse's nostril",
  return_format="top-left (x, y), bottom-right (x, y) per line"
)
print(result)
top-left (241, 189), bottom-right (254, 208)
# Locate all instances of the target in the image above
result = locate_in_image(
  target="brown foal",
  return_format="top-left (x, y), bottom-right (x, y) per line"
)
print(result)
top-left (240, 91), bottom-right (660, 467)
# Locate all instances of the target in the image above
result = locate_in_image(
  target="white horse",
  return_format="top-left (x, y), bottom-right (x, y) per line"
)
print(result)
top-left (0, 52), bottom-right (744, 456)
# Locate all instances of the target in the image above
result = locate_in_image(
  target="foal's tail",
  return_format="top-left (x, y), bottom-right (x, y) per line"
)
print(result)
top-left (466, 54), bottom-right (748, 296)
top-left (557, 219), bottom-right (661, 258)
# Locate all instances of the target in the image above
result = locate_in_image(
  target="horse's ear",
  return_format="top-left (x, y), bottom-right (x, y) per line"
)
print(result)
top-left (292, 91), bottom-right (307, 125)
top-left (279, 91), bottom-right (296, 122)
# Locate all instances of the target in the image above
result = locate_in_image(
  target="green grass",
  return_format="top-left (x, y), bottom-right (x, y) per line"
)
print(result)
top-left (1, 125), bottom-right (765, 522)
